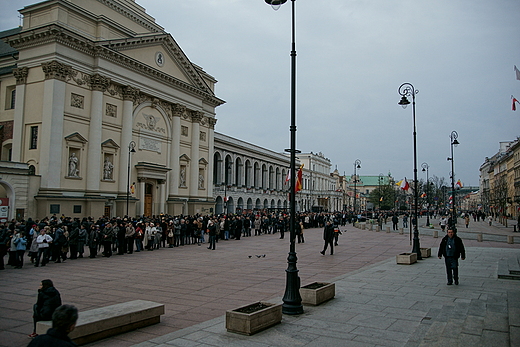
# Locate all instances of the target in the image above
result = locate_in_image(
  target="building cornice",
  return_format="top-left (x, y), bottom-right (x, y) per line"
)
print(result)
top-left (4, 25), bottom-right (225, 108)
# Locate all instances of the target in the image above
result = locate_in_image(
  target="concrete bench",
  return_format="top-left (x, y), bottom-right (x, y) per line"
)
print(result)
top-left (36, 300), bottom-right (164, 345)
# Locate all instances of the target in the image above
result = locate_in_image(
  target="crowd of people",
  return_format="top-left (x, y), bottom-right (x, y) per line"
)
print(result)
top-left (0, 211), bottom-right (350, 270)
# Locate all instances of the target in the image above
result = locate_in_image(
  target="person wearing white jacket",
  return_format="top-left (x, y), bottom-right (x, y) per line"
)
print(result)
top-left (35, 228), bottom-right (53, 267)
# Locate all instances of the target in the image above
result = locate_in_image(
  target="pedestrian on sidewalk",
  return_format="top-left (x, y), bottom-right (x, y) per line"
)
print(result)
top-left (320, 221), bottom-right (335, 255)
top-left (438, 227), bottom-right (465, 285)
top-left (464, 214), bottom-right (470, 228)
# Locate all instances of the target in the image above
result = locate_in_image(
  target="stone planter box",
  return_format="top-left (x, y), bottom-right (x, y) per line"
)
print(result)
top-left (300, 282), bottom-right (335, 306)
top-left (420, 248), bottom-right (431, 258)
top-left (226, 302), bottom-right (282, 335)
top-left (396, 252), bottom-right (417, 265)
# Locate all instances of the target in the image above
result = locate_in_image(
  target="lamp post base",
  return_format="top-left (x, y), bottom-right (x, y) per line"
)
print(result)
top-left (282, 252), bottom-right (303, 315)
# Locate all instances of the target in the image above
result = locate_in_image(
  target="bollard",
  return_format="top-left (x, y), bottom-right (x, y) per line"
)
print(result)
top-left (508, 235), bottom-right (514, 244)
top-left (376, 225), bottom-right (380, 232)
top-left (477, 233), bottom-right (483, 242)
top-left (386, 226), bottom-right (391, 233)
top-left (433, 230), bottom-right (438, 238)
top-left (369, 223), bottom-right (373, 231)
top-left (399, 228), bottom-right (403, 235)
top-left (361, 224), bottom-right (365, 230)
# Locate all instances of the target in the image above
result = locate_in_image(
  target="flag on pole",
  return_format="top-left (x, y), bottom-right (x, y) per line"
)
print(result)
top-left (456, 179), bottom-right (463, 189)
top-left (513, 95), bottom-right (519, 111)
top-left (295, 164), bottom-right (304, 193)
top-left (515, 65), bottom-right (520, 81)
top-left (285, 170), bottom-right (290, 183)
top-left (130, 184), bottom-right (135, 194)
top-left (396, 178), bottom-right (409, 191)
top-left (420, 192), bottom-right (427, 198)
top-left (379, 196), bottom-right (383, 202)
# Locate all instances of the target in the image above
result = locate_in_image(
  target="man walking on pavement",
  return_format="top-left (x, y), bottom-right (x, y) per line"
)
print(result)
top-left (438, 227), bottom-right (465, 285)
top-left (320, 220), bottom-right (335, 255)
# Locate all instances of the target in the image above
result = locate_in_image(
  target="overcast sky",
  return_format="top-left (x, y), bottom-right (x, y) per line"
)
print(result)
top-left (1, 0), bottom-right (519, 187)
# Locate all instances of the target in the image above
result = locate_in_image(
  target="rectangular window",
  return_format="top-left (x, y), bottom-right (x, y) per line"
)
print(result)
top-left (73, 205), bottom-right (81, 214)
top-left (5, 86), bottom-right (15, 110)
top-left (30, 126), bottom-right (38, 149)
top-left (50, 204), bottom-right (60, 214)
top-left (10, 89), bottom-right (16, 109)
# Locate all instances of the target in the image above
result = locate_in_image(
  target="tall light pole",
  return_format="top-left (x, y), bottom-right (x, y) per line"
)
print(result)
top-left (126, 140), bottom-right (136, 217)
top-left (398, 83), bottom-right (421, 260)
top-left (378, 173), bottom-right (384, 212)
top-left (448, 131), bottom-right (459, 231)
top-left (353, 159), bottom-right (361, 220)
top-left (421, 162), bottom-right (430, 227)
top-left (264, 0), bottom-right (303, 315)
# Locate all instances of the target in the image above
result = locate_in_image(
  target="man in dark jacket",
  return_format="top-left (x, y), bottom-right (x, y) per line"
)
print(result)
top-left (29, 279), bottom-right (62, 338)
top-left (320, 220), bottom-right (335, 255)
top-left (438, 227), bottom-right (466, 285)
top-left (28, 304), bottom-right (78, 347)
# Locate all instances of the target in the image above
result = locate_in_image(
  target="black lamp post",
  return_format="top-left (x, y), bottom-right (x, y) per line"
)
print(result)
top-left (265, 0), bottom-right (303, 315)
top-left (378, 173), bottom-right (384, 212)
top-left (126, 140), bottom-right (136, 217)
top-left (421, 162), bottom-right (430, 227)
top-left (353, 159), bottom-right (361, 220)
top-left (448, 131), bottom-right (459, 231)
top-left (398, 83), bottom-right (421, 260)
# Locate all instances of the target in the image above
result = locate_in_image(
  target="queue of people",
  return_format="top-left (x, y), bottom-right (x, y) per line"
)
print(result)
top-left (0, 211), bottom-right (345, 271)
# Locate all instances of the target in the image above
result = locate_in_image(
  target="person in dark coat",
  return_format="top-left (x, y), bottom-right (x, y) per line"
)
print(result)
top-left (28, 304), bottom-right (78, 347)
top-left (438, 227), bottom-right (466, 285)
top-left (320, 220), bottom-right (335, 255)
top-left (29, 279), bottom-right (62, 338)
top-left (207, 220), bottom-right (217, 250)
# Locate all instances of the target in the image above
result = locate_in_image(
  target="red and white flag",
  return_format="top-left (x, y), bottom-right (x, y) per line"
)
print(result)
top-left (512, 95), bottom-right (519, 111)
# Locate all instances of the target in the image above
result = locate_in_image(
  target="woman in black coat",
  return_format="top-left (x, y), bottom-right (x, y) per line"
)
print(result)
top-left (29, 279), bottom-right (62, 338)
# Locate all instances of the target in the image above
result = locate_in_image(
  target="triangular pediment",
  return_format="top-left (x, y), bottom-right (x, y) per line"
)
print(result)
top-left (65, 132), bottom-right (88, 144)
top-left (104, 33), bottom-right (213, 94)
top-left (101, 139), bottom-right (120, 149)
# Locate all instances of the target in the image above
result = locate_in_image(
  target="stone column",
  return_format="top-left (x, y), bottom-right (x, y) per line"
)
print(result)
top-left (138, 178), bottom-right (145, 216)
top-left (118, 86), bottom-right (139, 195)
top-left (169, 104), bottom-right (184, 196)
top-left (11, 67), bottom-right (28, 162)
top-left (207, 117), bottom-right (217, 198)
top-left (158, 179), bottom-right (166, 214)
top-left (189, 111), bottom-right (203, 197)
top-left (39, 61), bottom-right (69, 189)
top-left (86, 74), bottom-right (110, 194)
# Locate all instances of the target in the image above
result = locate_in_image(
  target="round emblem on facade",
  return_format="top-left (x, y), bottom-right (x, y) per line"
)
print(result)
top-left (155, 51), bottom-right (165, 67)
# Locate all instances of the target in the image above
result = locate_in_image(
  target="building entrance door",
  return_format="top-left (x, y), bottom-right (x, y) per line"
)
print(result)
top-left (144, 183), bottom-right (153, 216)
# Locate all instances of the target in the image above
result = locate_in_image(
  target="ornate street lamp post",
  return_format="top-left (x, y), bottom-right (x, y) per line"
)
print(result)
top-left (353, 159), bottom-right (361, 221)
top-left (448, 131), bottom-right (459, 231)
top-left (378, 173), bottom-right (384, 212)
top-left (126, 141), bottom-right (136, 217)
top-left (264, 0), bottom-right (303, 315)
top-left (421, 162), bottom-right (430, 227)
top-left (398, 83), bottom-right (421, 259)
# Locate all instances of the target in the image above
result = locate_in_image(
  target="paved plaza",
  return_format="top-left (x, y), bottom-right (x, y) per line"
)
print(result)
top-left (1, 217), bottom-right (519, 347)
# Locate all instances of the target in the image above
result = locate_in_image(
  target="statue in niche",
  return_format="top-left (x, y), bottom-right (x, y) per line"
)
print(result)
top-left (68, 152), bottom-right (79, 177)
top-left (103, 157), bottom-right (114, 180)
top-left (198, 172), bottom-right (204, 189)
top-left (179, 166), bottom-right (186, 187)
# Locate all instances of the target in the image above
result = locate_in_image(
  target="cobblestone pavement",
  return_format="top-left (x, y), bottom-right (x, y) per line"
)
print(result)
top-left (0, 217), bottom-right (518, 347)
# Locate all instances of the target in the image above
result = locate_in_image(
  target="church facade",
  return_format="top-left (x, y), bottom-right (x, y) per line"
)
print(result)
top-left (0, 0), bottom-right (224, 220)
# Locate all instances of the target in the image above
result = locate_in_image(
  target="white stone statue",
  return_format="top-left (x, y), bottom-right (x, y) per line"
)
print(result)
top-left (198, 172), bottom-right (204, 189)
top-left (68, 153), bottom-right (79, 177)
top-left (179, 166), bottom-right (186, 187)
top-left (103, 157), bottom-right (114, 180)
